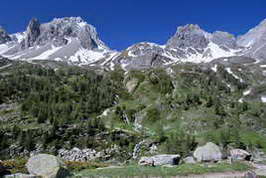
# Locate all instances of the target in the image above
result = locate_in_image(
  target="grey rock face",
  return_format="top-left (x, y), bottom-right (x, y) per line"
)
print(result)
top-left (58, 147), bottom-right (100, 162)
top-left (183, 156), bottom-right (196, 164)
top-left (244, 171), bottom-right (257, 178)
top-left (211, 31), bottom-right (238, 49)
top-left (26, 154), bottom-right (69, 178)
top-left (21, 17), bottom-right (105, 50)
top-left (138, 154), bottom-right (180, 166)
top-left (0, 17), bottom-right (113, 65)
top-left (22, 18), bottom-right (41, 49)
top-left (193, 142), bottom-right (222, 162)
top-left (237, 19), bottom-right (266, 61)
top-left (166, 24), bottom-right (209, 49)
top-left (0, 27), bottom-right (11, 44)
top-left (230, 149), bottom-right (251, 161)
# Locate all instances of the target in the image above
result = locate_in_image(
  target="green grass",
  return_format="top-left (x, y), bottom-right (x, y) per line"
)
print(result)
top-left (74, 162), bottom-right (251, 178)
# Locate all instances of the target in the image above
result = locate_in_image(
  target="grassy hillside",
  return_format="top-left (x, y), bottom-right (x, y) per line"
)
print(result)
top-left (0, 59), bottom-right (266, 161)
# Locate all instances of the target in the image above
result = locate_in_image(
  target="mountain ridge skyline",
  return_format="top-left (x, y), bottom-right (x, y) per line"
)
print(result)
top-left (0, 0), bottom-right (265, 50)
top-left (1, 16), bottom-right (266, 51)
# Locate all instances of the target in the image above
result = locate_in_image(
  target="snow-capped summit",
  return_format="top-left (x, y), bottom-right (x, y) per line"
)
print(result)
top-left (107, 24), bottom-right (242, 69)
top-left (1, 17), bottom-right (266, 69)
top-left (0, 17), bottom-right (114, 65)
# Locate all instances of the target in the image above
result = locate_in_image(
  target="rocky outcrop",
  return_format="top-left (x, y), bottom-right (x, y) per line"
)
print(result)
top-left (211, 31), bottom-right (238, 49)
top-left (166, 24), bottom-right (209, 49)
top-left (183, 156), bottom-right (196, 164)
top-left (0, 17), bottom-right (113, 65)
top-left (0, 27), bottom-right (11, 44)
top-left (58, 147), bottom-right (101, 162)
top-left (22, 18), bottom-right (41, 49)
top-left (20, 17), bottom-right (105, 50)
top-left (237, 19), bottom-right (266, 61)
top-left (244, 171), bottom-right (257, 178)
top-left (26, 154), bottom-right (69, 178)
top-left (193, 142), bottom-right (222, 162)
top-left (230, 149), bottom-right (251, 161)
top-left (125, 78), bottom-right (138, 93)
top-left (138, 154), bottom-right (180, 166)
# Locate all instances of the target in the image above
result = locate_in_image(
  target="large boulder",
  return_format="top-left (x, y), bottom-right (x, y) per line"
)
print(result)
top-left (193, 142), bottom-right (222, 162)
top-left (244, 171), bottom-right (257, 178)
top-left (138, 154), bottom-right (180, 166)
top-left (182, 156), bottom-right (196, 164)
top-left (138, 157), bottom-right (154, 166)
top-left (230, 149), bottom-right (252, 161)
top-left (125, 78), bottom-right (138, 93)
top-left (26, 154), bottom-right (69, 178)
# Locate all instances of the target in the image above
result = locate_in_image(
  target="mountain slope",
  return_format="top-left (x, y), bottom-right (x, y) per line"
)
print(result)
top-left (237, 19), bottom-right (266, 61)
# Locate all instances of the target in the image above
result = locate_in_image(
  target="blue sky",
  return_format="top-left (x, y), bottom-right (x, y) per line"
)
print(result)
top-left (0, 0), bottom-right (265, 50)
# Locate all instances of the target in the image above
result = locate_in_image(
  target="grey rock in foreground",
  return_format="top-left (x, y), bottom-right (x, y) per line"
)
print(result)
top-left (138, 154), bottom-right (180, 166)
top-left (4, 173), bottom-right (40, 178)
top-left (193, 142), bottom-right (222, 162)
top-left (230, 149), bottom-right (251, 161)
top-left (182, 156), bottom-right (196, 164)
top-left (26, 154), bottom-right (69, 178)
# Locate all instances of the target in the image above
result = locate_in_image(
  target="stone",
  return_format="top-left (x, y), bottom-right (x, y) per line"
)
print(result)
top-left (244, 171), bottom-right (257, 178)
top-left (193, 142), bottom-right (222, 162)
top-left (138, 154), bottom-right (180, 166)
top-left (26, 154), bottom-right (69, 178)
top-left (125, 78), bottom-right (138, 93)
top-left (58, 147), bottom-right (100, 162)
top-left (230, 149), bottom-right (252, 161)
top-left (138, 157), bottom-right (154, 166)
top-left (4, 173), bottom-right (40, 178)
top-left (183, 156), bottom-right (196, 164)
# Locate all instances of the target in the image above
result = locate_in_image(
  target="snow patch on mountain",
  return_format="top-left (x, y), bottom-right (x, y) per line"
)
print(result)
top-left (32, 45), bottom-right (63, 60)
top-left (261, 96), bottom-right (266, 103)
top-left (0, 44), bottom-right (10, 54)
top-left (226, 67), bottom-right (243, 82)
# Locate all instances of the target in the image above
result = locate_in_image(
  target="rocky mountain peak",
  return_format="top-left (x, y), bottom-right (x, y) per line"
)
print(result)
top-left (22, 18), bottom-right (41, 48)
top-left (211, 31), bottom-right (238, 49)
top-left (0, 26), bottom-right (11, 44)
top-left (236, 18), bottom-right (266, 60)
top-left (166, 24), bottom-right (209, 49)
top-left (19, 17), bottom-right (107, 50)
top-left (237, 18), bottom-right (266, 48)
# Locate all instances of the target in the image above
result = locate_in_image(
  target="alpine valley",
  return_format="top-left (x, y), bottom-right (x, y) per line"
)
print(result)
top-left (1, 17), bottom-right (266, 177)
